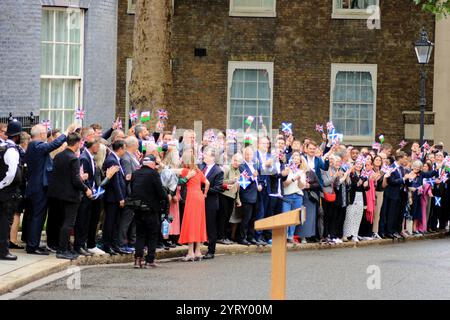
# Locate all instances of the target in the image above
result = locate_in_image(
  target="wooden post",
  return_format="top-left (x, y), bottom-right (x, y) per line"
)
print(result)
top-left (254, 209), bottom-right (300, 300)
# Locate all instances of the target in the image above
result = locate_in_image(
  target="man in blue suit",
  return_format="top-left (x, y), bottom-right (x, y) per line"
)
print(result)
top-left (380, 151), bottom-right (411, 239)
top-left (24, 123), bottom-right (76, 255)
top-left (302, 140), bottom-right (330, 187)
top-left (239, 147), bottom-right (262, 246)
top-left (102, 140), bottom-right (127, 255)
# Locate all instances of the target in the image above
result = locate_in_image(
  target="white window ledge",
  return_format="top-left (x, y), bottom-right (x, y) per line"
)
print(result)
top-left (229, 10), bottom-right (276, 17)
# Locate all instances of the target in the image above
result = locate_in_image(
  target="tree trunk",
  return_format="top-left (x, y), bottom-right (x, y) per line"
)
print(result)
top-left (130, 0), bottom-right (172, 129)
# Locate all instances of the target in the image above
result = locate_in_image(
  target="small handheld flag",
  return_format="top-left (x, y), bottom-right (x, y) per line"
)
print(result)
top-left (282, 122), bottom-right (293, 134)
top-left (435, 197), bottom-right (442, 207)
top-left (326, 121), bottom-right (334, 132)
top-left (238, 174), bottom-right (251, 190)
top-left (129, 110), bottom-right (138, 122)
top-left (379, 134), bottom-right (385, 144)
top-left (75, 108), bottom-right (85, 120)
top-left (315, 124), bottom-right (324, 133)
top-left (259, 115), bottom-right (263, 125)
top-left (245, 116), bottom-right (255, 126)
top-left (157, 109), bottom-right (169, 120)
top-left (140, 111), bottom-right (151, 123)
top-left (226, 129), bottom-right (237, 142)
top-left (41, 120), bottom-right (52, 131)
top-left (422, 141), bottom-right (430, 151)
top-left (423, 178), bottom-right (436, 187)
top-left (399, 140), bottom-right (407, 149)
top-left (372, 143), bottom-right (381, 151)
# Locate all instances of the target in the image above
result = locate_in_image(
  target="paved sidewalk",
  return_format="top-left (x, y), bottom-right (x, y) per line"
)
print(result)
top-left (0, 231), bottom-right (447, 296)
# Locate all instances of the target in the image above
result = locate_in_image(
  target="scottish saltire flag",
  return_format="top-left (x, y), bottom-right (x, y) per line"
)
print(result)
top-left (75, 108), bottom-right (85, 120)
top-left (282, 122), bottom-right (292, 134)
top-left (239, 171), bottom-right (251, 190)
top-left (140, 111), bottom-right (151, 122)
top-left (423, 178), bottom-right (435, 187)
top-left (435, 197), bottom-right (442, 207)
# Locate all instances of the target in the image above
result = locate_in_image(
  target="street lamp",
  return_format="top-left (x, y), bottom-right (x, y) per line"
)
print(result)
top-left (414, 27), bottom-right (434, 146)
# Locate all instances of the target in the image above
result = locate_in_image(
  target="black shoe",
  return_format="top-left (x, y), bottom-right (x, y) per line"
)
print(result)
top-left (104, 248), bottom-right (118, 256)
top-left (56, 251), bottom-right (76, 260)
top-left (9, 242), bottom-right (24, 250)
top-left (257, 239), bottom-right (268, 246)
top-left (224, 239), bottom-right (234, 245)
top-left (0, 253), bottom-right (18, 260)
top-left (75, 247), bottom-right (93, 257)
top-left (217, 239), bottom-right (227, 245)
top-left (238, 240), bottom-right (251, 246)
top-left (249, 239), bottom-right (258, 246)
top-left (393, 232), bottom-right (402, 239)
top-left (113, 246), bottom-right (128, 255)
top-left (27, 248), bottom-right (49, 255)
top-left (203, 253), bottom-right (214, 260)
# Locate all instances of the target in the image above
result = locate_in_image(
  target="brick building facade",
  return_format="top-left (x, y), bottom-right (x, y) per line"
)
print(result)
top-left (0, 0), bottom-right (118, 130)
top-left (116, 0), bottom-right (436, 146)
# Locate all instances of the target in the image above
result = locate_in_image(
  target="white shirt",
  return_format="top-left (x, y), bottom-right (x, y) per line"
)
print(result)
top-left (284, 170), bottom-right (306, 196)
top-left (85, 149), bottom-right (96, 176)
top-left (0, 140), bottom-right (20, 190)
top-left (112, 151), bottom-right (125, 176)
top-left (204, 164), bottom-right (214, 177)
top-left (305, 155), bottom-right (316, 171)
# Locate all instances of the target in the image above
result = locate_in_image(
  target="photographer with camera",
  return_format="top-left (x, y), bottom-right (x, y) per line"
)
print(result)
top-left (129, 154), bottom-right (166, 268)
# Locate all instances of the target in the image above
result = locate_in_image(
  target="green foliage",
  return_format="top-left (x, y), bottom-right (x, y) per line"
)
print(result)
top-left (413, 0), bottom-right (450, 17)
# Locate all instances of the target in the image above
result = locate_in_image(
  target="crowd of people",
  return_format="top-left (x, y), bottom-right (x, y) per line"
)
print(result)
top-left (0, 118), bottom-right (449, 268)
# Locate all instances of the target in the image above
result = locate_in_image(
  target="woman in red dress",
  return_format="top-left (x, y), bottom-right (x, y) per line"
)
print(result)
top-left (175, 150), bottom-right (209, 261)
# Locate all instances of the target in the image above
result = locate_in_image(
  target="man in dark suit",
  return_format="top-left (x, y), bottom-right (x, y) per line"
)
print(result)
top-left (48, 133), bottom-right (92, 260)
top-left (302, 140), bottom-right (330, 187)
top-left (102, 140), bottom-right (127, 255)
top-left (24, 123), bottom-right (76, 255)
top-left (239, 146), bottom-right (262, 246)
top-left (73, 138), bottom-right (100, 256)
top-left (380, 151), bottom-right (411, 239)
top-left (129, 155), bottom-right (166, 268)
top-left (200, 147), bottom-right (224, 259)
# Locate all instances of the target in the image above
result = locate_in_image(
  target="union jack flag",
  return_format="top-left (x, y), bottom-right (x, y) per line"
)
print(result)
top-left (422, 141), bottom-right (430, 150)
top-left (315, 124), bottom-right (324, 133)
top-left (157, 109), bottom-right (169, 120)
top-left (226, 129), bottom-right (237, 141)
top-left (326, 121), bottom-right (334, 132)
top-left (41, 120), bottom-right (51, 131)
top-left (75, 108), bottom-right (85, 120)
top-left (117, 119), bottom-right (123, 130)
top-left (129, 110), bottom-right (138, 122)
top-left (399, 140), bottom-right (408, 149)
top-left (372, 143), bottom-right (381, 151)
top-left (241, 170), bottom-right (250, 180)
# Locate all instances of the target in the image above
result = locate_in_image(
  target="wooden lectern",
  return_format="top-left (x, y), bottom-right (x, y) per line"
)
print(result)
top-left (254, 208), bottom-right (300, 300)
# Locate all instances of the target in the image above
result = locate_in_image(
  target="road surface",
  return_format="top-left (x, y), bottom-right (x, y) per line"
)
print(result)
top-left (15, 238), bottom-right (450, 300)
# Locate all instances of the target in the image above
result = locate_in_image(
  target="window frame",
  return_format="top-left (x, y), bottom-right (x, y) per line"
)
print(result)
top-left (332, 0), bottom-right (379, 20)
top-left (127, 0), bottom-right (136, 14)
top-left (329, 63), bottom-right (377, 146)
top-left (40, 7), bottom-right (84, 127)
top-left (227, 61), bottom-right (274, 132)
top-left (229, 0), bottom-right (277, 17)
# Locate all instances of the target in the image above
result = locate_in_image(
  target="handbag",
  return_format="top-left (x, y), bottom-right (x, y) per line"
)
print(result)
top-left (323, 190), bottom-right (336, 202)
top-left (307, 190), bottom-right (320, 203)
